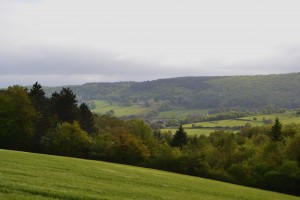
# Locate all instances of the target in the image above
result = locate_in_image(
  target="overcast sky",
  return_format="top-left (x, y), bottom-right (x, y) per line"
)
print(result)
top-left (1, 0), bottom-right (300, 87)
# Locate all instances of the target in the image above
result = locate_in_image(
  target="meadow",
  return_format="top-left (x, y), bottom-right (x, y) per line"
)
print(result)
top-left (162, 111), bottom-right (300, 136)
top-left (90, 100), bottom-right (209, 119)
top-left (184, 111), bottom-right (300, 128)
top-left (1, 149), bottom-right (299, 200)
top-left (240, 111), bottom-right (300, 124)
top-left (91, 100), bottom-right (150, 117)
top-left (157, 109), bottom-right (209, 120)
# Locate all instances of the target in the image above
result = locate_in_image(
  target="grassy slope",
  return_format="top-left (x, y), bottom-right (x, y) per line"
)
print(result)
top-left (91, 100), bottom-right (150, 117)
top-left (1, 149), bottom-right (299, 200)
top-left (91, 100), bottom-right (210, 119)
top-left (157, 109), bottom-right (209, 120)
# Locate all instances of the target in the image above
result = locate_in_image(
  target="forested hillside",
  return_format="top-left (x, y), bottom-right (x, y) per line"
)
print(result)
top-left (1, 83), bottom-right (300, 196)
top-left (44, 73), bottom-right (300, 110)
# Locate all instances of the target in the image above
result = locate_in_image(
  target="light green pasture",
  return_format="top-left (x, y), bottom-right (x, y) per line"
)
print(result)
top-left (240, 111), bottom-right (300, 124)
top-left (1, 149), bottom-right (299, 200)
top-left (157, 109), bottom-right (209, 120)
top-left (183, 111), bottom-right (300, 130)
top-left (91, 100), bottom-right (150, 116)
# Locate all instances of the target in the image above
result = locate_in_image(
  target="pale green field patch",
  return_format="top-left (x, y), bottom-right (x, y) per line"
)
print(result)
top-left (157, 109), bottom-right (210, 120)
top-left (91, 100), bottom-right (150, 117)
top-left (240, 111), bottom-right (300, 124)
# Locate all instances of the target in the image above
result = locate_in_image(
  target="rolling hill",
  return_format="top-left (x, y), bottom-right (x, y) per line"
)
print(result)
top-left (1, 149), bottom-right (299, 200)
top-left (43, 73), bottom-right (300, 110)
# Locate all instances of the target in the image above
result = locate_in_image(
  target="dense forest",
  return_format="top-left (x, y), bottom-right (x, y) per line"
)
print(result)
top-left (1, 82), bottom-right (300, 196)
top-left (43, 73), bottom-right (300, 110)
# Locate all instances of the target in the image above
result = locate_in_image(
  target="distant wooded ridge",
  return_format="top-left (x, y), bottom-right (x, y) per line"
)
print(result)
top-left (43, 73), bottom-right (300, 110)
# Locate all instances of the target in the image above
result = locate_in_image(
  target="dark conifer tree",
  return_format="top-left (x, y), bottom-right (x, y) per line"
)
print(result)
top-left (171, 125), bottom-right (188, 148)
top-left (79, 103), bottom-right (97, 135)
top-left (270, 117), bottom-right (284, 142)
top-left (29, 82), bottom-right (46, 110)
top-left (50, 87), bottom-right (79, 123)
top-left (28, 82), bottom-right (52, 151)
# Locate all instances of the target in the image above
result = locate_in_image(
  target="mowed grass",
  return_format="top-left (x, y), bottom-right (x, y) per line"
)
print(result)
top-left (1, 149), bottom-right (299, 200)
top-left (157, 109), bottom-right (210, 120)
top-left (91, 100), bottom-right (150, 117)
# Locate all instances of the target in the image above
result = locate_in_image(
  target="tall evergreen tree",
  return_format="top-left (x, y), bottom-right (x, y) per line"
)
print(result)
top-left (270, 117), bottom-right (284, 142)
top-left (28, 82), bottom-right (54, 151)
top-left (171, 125), bottom-right (188, 148)
top-left (79, 103), bottom-right (97, 135)
top-left (29, 82), bottom-right (46, 110)
top-left (50, 87), bottom-right (78, 123)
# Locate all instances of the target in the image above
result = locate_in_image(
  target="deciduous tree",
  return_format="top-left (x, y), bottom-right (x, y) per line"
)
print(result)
top-left (0, 86), bottom-right (37, 150)
top-left (45, 121), bottom-right (92, 157)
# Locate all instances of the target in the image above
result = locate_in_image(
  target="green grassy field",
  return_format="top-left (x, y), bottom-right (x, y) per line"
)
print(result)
top-left (90, 100), bottom-right (210, 119)
top-left (240, 111), bottom-right (300, 124)
top-left (184, 111), bottom-right (300, 128)
top-left (91, 100), bottom-right (150, 117)
top-left (157, 109), bottom-right (209, 120)
top-left (1, 149), bottom-right (299, 200)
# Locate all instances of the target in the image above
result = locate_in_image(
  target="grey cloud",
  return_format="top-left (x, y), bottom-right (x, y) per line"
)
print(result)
top-left (0, 46), bottom-right (167, 76)
top-left (1, 44), bottom-right (300, 88)
top-left (0, 45), bottom-right (183, 87)
top-left (226, 45), bottom-right (300, 75)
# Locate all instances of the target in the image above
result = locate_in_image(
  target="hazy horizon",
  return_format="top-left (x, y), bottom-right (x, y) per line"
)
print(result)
top-left (2, 72), bottom-right (300, 89)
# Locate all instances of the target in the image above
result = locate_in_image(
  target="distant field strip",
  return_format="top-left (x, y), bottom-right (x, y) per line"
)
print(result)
top-left (91, 100), bottom-right (210, 119)
top-left (178, 111), bottom-right (300, 136)
top-left (161, 128), bottom-right (217, 136)
top-left (1, 149), bottom-right (299, 200)
top-left (157, 109), bottom-right (209, 120)
top-left (91, 100), bottom-right (150, 116)
top-left (183, 119), bottom-right (263, 128)
top-left (240, 112), bottom-right (300, 124)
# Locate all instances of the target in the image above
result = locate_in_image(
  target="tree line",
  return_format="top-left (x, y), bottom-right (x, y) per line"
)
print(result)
top-left (0, 83), bottom-right (300, 196)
